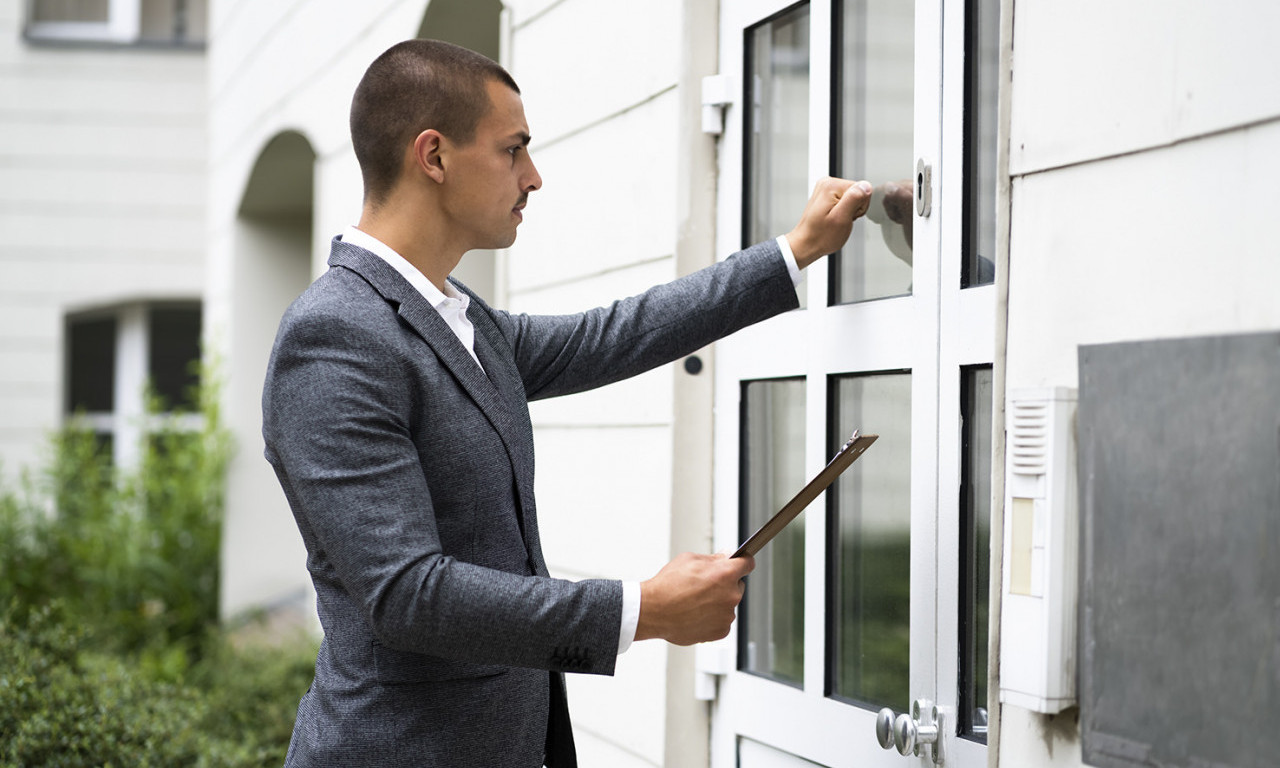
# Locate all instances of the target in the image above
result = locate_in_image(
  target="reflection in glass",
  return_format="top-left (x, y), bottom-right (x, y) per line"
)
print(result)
top-left (963, 0), bottom-right (999, 287)
top-left (829, 372), bottom-right (911, 709)
top-left (739, 378), bottom-right (807, 686)
top-left (832, 0), bottom-right (914, 304)
top-left (745, 4), bottom-right (810, 306)
top-left (960, 366), bottom-right (993, 740)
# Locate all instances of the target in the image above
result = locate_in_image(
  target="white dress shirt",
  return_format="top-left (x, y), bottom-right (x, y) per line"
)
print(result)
top-left (339, 226), bottom-right (803, 655)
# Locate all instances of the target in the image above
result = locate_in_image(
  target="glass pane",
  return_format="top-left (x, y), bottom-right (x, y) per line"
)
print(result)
top-left (140, 0), bottom-right (206, 43)
top-left (739, 377), bottom-right (807, 686)
top-left (32, 0), bottom-right (109, 23)
top-left (829, 372), bottom-right (911, 708)
top-left (962, 0), bottom-right (999, 287)
top-left (67, 315), bottom-right (117, 414)
top-left (745, 4), bottom-right (810, 306)
top-left (831, 0), bottom-right (914, 304)
top-left (960, 366), bottom-right (993, 740)
top-left (148, 305), bottom-right (201, 411)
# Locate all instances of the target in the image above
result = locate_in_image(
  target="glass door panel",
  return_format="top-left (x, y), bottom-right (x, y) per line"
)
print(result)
top-left (745, 2), bottom-right (811, 306)
top-left (740, 377), bottom-right (808, 686)
top-left (958, 366), bottom-right (994, 741)
top-left (828, 372), bottom-right (912, 710)
top-left (830, 0), bottom-right (915, 305)
top-left (961, 0), bottom-right (999, 287)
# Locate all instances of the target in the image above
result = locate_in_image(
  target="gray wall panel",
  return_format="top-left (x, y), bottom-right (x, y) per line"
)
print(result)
top-left (1078, 332), bottom-right (1279, 768)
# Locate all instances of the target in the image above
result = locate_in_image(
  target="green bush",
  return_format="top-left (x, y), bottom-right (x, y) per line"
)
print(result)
top-left (0, 379), bottom-right (229, 658)
top-left (0, 374), bottom-right (316, 766)
top-left (0, 602), bottom-right (316, 768)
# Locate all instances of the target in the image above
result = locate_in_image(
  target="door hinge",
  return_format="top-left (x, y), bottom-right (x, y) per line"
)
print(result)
top-left (693, 642), bottom-right (733, 700)
top-left (701, 74), bottom-right (735, 135)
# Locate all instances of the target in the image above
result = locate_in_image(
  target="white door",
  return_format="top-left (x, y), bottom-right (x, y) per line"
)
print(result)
top-left (709, 0), bottom-right (1000, 766)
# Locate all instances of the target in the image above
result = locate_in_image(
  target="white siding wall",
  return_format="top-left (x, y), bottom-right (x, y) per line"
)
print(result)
top-left (505, 1), bottom-right (685, 764)
top-left (1001, 1), bottom-right (1280, 765)
top-left (0, 0), bottom-right (206, 482)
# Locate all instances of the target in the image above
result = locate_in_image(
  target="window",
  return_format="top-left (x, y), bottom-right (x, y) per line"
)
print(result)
top-left (26, 0), bottom-right (207, 46)
top-left (958, 365), bottom-right (994, 741)
top-left (827, 371), bottom-right (911, 709)
top-left (830, 0), bottom-right (915, 305)
top-left (739, 376), bottom-right (807, 686)
top-left (65, 302), bottom-right (202, 468)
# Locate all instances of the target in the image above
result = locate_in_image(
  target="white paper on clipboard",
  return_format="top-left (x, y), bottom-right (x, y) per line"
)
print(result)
top-left (731, 430), bottom-right (879, 559)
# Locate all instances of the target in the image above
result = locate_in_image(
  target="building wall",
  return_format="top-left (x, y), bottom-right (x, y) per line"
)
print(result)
top-left (999, 1), bottom-right (1280, 765)
top-left (0, 0), bottom-right (207, 483)
top-left (504, 2), bottom-right (689, 764)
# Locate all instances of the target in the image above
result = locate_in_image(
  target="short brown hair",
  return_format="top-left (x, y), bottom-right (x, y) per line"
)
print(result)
top-left (350, 39), bottom-right (520, 206)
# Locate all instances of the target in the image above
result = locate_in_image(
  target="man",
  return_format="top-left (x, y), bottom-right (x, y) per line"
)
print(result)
top-left (262, 39), bottom-right (872, 767)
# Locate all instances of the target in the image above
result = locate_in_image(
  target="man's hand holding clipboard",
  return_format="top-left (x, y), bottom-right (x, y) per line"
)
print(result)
top-left (732, 430), bottom-right (878, 559)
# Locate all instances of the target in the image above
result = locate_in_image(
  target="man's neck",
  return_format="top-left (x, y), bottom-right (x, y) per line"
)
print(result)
top-left (356, 205), bottom-right (462, 293)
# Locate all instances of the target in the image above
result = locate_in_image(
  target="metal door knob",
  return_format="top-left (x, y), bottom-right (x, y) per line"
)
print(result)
top-left (875, 708), bottom-right (897, 750)
top-left (893, 712), bottom-right (938, 756)
top-left (892, 699), bottom-right (945, 764)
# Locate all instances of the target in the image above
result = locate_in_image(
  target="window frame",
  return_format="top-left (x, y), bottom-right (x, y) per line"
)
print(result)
top-left (24, 0), bottom-right (203, 47)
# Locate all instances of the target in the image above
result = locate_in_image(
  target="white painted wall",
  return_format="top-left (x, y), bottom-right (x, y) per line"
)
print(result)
top-left (505, 1), bottom-right (687, 764)
top-left (0, 0), bottom-right (206, 483)
top-left (1000, 1), bottom-right (1280, 765)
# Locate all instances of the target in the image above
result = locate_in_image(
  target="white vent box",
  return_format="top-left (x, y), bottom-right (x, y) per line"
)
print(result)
top-left (1000, 387), bottom-right (1078, 714)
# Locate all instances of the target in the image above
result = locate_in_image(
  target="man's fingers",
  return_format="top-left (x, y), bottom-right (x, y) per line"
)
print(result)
top-left (831, 179), bottom-right (874, 220)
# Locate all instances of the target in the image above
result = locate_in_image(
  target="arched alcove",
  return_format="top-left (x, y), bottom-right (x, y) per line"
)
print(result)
top-left (417, 0), bottom-right (504, 302)
top-left (417, 0), bottom-right (502, 59)
top-left (221, 130), bottom-right (317, 625)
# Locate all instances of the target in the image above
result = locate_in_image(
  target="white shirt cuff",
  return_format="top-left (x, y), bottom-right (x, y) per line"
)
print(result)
top-left (617, 580), bottom-right (641, 654)
top-left (776, 234), bottom-right (803, 287)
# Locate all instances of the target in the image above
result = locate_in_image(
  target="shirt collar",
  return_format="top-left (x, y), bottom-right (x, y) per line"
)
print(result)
top-left (340, 225), bottom-right (469, 311)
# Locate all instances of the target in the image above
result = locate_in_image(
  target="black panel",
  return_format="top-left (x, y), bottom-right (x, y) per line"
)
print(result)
top-left (1078, 332), bottom-right (1280, 768)
top-left (67, 315), bottom-right (117, 413)
top-left (148, 305), bottom-right (201, 410)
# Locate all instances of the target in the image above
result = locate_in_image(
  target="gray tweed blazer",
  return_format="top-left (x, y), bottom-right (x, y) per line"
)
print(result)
top-left (261, 236), bottom-right (797, 767)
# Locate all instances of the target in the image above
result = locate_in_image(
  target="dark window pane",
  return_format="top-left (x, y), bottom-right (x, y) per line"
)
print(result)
top-left (67, 316), bottom-right (116, 413)
top-left (148, 305), bottom-right (201, 410)
top-left (962, 0), bottom-right (999, 287)
top-left (831, 0), bottom-right (915, 304)
top-left (739, 377), bottom-right (807, 686)
top-left (960, 365), bottom-right (993, 740)
top-left (828, 372), bottom-right (910, 709)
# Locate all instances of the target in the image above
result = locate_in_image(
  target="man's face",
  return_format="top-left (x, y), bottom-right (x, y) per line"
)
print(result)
top-left (439, 79), bottom-right (542, 251)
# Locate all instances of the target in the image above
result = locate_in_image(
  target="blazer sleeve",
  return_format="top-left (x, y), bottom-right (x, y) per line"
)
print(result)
top-left (262, 299), bottom-right (623, 675)
top-left (492, 239), bottom-right (799, 401)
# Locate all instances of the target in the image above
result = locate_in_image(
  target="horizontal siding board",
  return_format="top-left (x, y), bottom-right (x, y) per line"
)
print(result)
top-left (513, 0), bottom-right (681, 143)
top-left (534, 424), bottom-right (673, 581)
top-left (506, 92), bottom-right (679, 292)
top-left (1010, 0), bottom-right (1280, 176)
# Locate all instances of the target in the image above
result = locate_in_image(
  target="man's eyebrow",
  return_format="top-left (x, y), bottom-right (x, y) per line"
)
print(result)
top-left (508, 132), bottom-right (532, 146)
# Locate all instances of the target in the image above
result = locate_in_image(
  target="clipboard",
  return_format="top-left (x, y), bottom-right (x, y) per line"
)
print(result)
top-left (731, 430), bottom-right (878, 559)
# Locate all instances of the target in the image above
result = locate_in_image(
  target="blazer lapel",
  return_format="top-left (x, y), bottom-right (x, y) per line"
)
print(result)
top-left (328, 239), bottom-right (548, 575)
top-left (328, 241), bottom-right (519, 468)
top-left (466, 296), bottom-right (550, 577)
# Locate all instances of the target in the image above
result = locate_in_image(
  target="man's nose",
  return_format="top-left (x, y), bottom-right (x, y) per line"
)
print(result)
top-left (523, 156), bottom-right (542, 192)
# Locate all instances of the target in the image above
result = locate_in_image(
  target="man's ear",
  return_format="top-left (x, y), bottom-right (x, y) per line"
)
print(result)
top-left (412, 129), bottom-right (447, 184)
